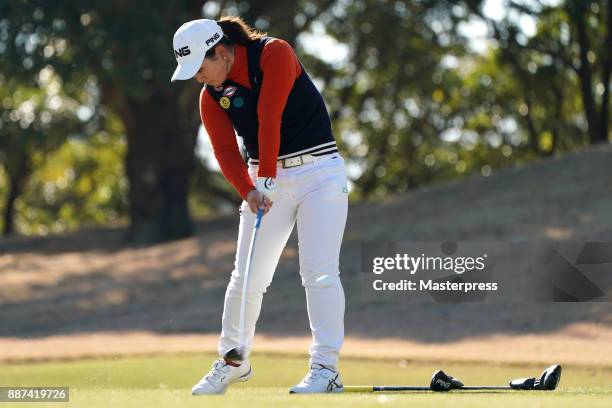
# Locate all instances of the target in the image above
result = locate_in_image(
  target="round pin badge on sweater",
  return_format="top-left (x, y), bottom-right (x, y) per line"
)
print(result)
top-left (219, 96), bottom-right (231, 109)
top-left (223, 86), bottom-right (237, 97)
top-left (233, 97), bottom-right (244, 108)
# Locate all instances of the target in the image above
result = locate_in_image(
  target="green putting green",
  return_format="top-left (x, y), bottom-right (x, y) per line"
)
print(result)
top-left (1, 353), bottom-right (610, 407)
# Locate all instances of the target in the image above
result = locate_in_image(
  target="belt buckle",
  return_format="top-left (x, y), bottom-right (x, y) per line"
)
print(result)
top-left (283, 156), bottom-right (303, 168)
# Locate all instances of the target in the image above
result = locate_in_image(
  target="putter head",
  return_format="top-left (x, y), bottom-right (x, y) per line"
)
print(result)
top-left (430, 370), bottom-right (464, 392)
top-left (509, 364), bottom-right (561, 390)
top-left (223, 346), bottom-right (246, 362)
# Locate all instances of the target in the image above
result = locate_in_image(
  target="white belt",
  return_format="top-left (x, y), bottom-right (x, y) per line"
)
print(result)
top-left (278, 153), bottom-right (317, 168)
top-left (250, 152), bottom-right (333, 168)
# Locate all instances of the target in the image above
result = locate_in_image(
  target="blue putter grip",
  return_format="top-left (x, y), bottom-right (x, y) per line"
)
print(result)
top-left (255, 207), bottom-right (264, 228)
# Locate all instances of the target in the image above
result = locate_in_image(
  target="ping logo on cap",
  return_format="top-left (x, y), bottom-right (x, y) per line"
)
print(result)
top-left (206, 32), bottom-right (220, 46)
top-left (174, 46), bottom-right (191, 58)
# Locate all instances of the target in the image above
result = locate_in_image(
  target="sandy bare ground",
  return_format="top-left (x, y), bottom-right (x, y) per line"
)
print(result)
top-left (1, 322), bottom-right (610, 367)
top-left (1, 145), bottom-right (611, 367)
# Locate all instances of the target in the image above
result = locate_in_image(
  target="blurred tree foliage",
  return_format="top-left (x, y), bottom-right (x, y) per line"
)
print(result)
top-left (16, 123), bottom-right (128, 236)
top-left (0, 0), bottom-right (333, 242)
top-left (0, 66), bottom-right (126, 236)
top-left (464, 0), bottom-right (611, 149)
top-left (2, 0), bottom-right (207, 243)
top-left (0, 0), bottom-right (609, 239)
top-left (304, 0), bottom-right (610, 199)
top-left (0, 71), bottom-right (83, 236)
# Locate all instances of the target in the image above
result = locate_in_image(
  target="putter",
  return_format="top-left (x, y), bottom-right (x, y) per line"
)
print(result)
top-left (223, 207), bottom-right (265, 362)
top-left (343, 364), bottom-right (562, 393)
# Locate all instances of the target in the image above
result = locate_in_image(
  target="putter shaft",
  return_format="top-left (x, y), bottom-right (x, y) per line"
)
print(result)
top-left (228, 208), bottom-right (264, 362)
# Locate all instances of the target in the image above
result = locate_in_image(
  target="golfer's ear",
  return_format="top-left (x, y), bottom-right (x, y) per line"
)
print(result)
top-left (215, 45), bottom-right (227, 60)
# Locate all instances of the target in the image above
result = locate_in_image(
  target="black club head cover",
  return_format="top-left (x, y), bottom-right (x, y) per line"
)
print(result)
top-left (431, 370), bottom-right (464, 392)
top-left (510, 365), bottom-right (562, 390)
top-left (536, 365), bottom-right (562, 390)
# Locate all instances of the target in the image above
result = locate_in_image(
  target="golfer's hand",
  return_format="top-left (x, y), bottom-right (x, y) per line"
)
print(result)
top-left (246, 189), bottom-right (273, 214)
top-left (255, 177), bottom-right (278, 201)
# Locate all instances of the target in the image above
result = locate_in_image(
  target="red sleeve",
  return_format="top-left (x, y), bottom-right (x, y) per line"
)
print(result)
top-left (200, 87), bottom-right (254, 200)
top-left (256, 39), bottom-right (303, 178)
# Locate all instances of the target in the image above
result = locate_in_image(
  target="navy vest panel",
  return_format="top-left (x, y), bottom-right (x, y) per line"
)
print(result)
top-left (206, 37), bottom-right (335, 160)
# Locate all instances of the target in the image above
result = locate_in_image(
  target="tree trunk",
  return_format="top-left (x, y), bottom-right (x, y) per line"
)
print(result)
top-left (572, 8), bottom-right (603, 143)
top-left (550, 84), bottom-right (563, 155)
top-left (2, 156), bottom-right (29, 237)
top-left (359, 131), bottom-right (391, 197)
top-left (120, 94), bottom-right (197, 244)
top-left (3, 178), bottom-right (18, 237)
top-left (522, 93), bottom-right (541, 154)
top-left (599, 0), bottom-right (612, 143)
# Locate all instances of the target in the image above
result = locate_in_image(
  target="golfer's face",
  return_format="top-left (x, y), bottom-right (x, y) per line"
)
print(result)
top-left (194, 53), bottom-right (226, 86)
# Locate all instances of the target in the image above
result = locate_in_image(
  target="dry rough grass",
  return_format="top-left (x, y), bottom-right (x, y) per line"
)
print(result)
top-left (1, 145), bottom-right (611, 365)
top-left (1, 323), bottom-right (611, 367)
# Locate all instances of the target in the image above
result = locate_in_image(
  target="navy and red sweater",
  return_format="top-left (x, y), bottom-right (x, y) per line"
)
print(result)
top-left (199, 37), bottom-right (336, 200)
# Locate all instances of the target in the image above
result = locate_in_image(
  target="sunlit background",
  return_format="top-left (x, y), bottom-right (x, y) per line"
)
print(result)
top-left (0, 0), bottom-right (609, 242)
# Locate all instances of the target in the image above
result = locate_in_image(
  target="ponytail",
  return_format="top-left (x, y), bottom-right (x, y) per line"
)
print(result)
top-left (205, 16), bottom-right (267, 58)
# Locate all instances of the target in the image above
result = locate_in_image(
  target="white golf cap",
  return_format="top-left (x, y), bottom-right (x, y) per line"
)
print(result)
top-left (171, 19), bottom-right (224, 82)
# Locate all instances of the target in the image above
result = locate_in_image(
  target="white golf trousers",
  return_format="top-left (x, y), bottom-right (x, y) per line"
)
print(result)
top-left (218, 152), bottom-right (348, 370)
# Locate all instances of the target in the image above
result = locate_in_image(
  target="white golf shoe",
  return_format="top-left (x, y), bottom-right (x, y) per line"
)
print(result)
top-left (191, 359), bottom-right (252, 395)
top-left (289, 363), bottom-right (344, 393)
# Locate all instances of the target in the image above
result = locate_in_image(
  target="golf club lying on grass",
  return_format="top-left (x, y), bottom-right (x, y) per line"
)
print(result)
top-left (343, 364), bottom-right (562, 393)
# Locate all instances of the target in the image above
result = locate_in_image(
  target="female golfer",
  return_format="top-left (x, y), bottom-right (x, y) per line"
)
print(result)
top-left (171, 16), bottom-right (348, 395)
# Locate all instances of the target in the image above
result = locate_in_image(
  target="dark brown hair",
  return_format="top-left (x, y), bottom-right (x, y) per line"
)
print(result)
top-left (205, 16), bottom-right (267, 59)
